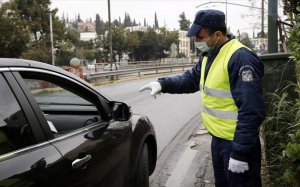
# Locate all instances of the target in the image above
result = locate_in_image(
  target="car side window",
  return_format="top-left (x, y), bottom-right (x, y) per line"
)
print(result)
top-left (0, 74), bottom-right (36, 155)
top-left (22, 77), bottom-right (101, 137)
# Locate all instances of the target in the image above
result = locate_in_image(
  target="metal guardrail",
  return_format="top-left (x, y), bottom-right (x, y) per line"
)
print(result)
top-left (87, 64), bottom-right (195, 80)
top-left (86, 53), bottom-right (293, 82)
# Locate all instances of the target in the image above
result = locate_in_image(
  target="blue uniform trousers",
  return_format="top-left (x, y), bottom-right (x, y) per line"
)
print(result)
top-left (211, 136), bottom-right (261, 187)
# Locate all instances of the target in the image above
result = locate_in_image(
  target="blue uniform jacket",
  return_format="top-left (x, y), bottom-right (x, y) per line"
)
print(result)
top-left (158, 36), bottom-right (266, 158)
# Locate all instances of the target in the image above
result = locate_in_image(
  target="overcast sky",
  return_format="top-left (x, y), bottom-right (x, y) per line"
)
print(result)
top-left (48, 0), bottom-right (281, 36)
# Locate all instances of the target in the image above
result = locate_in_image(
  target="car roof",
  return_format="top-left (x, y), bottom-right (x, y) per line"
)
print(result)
top-left (0, 58), bottom-right (84, 79)
top-left (0, 58), bottom-right (96, 92)
top-left (0, 58), bottom-right (64, 72)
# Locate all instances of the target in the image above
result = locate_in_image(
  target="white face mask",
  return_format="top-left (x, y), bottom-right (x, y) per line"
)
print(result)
top-left (194, 33), bottom-right (219, 52)
top-left (194, 41), bottom-right (210, 52)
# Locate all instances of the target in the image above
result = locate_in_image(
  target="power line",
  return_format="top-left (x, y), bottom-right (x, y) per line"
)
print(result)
top-left (196, 1), bottom-right (262, 10)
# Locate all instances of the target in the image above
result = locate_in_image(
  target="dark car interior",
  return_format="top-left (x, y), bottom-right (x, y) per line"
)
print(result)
top-left (41, 105), bottom-right (101, 134)
top-left (19, 72), bottom-right (107, 136)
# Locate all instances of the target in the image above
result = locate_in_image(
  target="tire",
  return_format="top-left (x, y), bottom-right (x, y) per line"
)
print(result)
top-left (133, 143), bottom-right (149, 187)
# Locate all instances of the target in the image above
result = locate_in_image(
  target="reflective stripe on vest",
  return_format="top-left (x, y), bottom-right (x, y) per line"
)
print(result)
top-left (202, 106), bottom-right (238, 120)
top-left (199, 39), bottom-right (248, 140)
top-left (200, 85), bottom-right (233, 98)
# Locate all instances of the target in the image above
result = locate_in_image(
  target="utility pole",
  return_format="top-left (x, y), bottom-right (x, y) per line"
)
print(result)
top-left (226, 0), bottom-right (228, 25)
top-left (50, 12), bottom-right (55, 66)
top-left (268, 0), bottom-right (278, 53)
top-left (261, 0), bottom-right (264, 38)
top-left (107, 0), bottom-right (113, 70)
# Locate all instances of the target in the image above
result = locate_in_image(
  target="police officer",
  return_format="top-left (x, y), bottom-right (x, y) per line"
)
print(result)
top-left (140, 9), bottom-right (265, 187)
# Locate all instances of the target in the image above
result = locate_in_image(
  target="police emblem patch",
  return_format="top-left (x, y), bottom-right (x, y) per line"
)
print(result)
top-left (241, 70), bottom-right (253, 82)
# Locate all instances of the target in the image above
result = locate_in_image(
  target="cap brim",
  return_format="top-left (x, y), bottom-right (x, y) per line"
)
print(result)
top-left (186, 24), bottom-right (202, 37)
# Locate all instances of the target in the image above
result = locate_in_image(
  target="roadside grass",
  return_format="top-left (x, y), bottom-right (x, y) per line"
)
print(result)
top-left (261, 83), bottom-right (300, 187)
top-left (31, 87), bottom-right (65, 96)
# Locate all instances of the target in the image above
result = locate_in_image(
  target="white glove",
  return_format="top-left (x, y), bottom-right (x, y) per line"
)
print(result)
top-left (139, 81), bottom-right (162, 98)
top-left (228, 157), bottom-right (249, 173)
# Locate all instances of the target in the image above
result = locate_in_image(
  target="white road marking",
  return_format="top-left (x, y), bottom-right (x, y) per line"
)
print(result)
top-left (165, 141), bottom-right (198, 187)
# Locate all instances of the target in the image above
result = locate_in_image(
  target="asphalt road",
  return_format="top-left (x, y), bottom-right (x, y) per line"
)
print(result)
top-left (96, 76), bottom-right (200, 155)
top-left (96, 75), bottom-right (215, 187)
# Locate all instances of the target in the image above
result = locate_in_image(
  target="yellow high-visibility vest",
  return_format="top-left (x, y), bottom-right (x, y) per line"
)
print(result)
top-left (200, 39), bottom-right (248, 140)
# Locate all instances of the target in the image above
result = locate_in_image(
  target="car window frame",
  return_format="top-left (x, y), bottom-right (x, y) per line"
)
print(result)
top-left (10, 68), bottom-right (112, 140)
top-left (0, 71), bottom-right (49, 160)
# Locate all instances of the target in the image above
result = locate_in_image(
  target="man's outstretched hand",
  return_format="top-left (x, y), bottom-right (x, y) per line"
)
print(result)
top-left (139, 81), bottom-right (162, 99)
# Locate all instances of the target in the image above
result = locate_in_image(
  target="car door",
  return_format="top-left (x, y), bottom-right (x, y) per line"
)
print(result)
top-left (0, 71), bottom-right (72, 187)
top-left (13, 68), bottom-right (133, 187)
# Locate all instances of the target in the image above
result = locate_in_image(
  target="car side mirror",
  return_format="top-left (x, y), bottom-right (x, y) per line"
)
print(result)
top-left (109, 101), bottom-right (131, 121)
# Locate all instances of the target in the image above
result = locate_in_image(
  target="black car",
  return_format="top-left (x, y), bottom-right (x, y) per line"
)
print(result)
top-left (0, 58), bottom-right (157, 187)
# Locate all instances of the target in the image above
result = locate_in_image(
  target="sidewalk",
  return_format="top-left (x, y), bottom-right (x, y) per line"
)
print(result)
top-left (150, 114), bottom-right (214, 187)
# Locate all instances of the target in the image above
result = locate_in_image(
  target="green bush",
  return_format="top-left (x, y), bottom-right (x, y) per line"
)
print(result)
top-left (262, 1), bottom-right (300, 186)
top-left (262, 85), bottom-right (300, 187)
top-left (283, 130), bottom-right (300, 186)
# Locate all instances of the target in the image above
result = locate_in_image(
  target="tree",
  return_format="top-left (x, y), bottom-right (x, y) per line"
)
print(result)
top-left (134, 28), bottom-right (163, 60)
top-left (154, 12), bottom-right (159, 28)
top-left (165, 30), bottom-right (180, 56)
top-left (283, 0), bottom-right (300, 59)
top-left (178, 12), bottom-right (191, 31)
top-left (157, 28), bottom-right (179, 59)
top-left (96, 27), bottom-right (126, 62)
top-left (21, 44), bottom-right (51, 63)
top-left (55, 51), bottom-right (76, 66)
top-left (124, 12), bottom-right (132, 27)
top-left (0, 1), bottom-right (31, 57)
top-left (66, 13), bottom-right (69, 23)
top-left (111, 27), bottom-right (126, 62)
top-left (129, 27), bottom-right (179, 61)
top-left (144, 18), bottom-right (147, 27)
top-left (77, 13), bottom-right (82, 22)
top-left (133, 19), bottom-right (137, 26)
top-left (239, 32), bottom-right (255, 49)
top-left (113, 19), bottom-right (120, 27)
top-left (95, 14), bottom-right (105, 35)
top-left (0, 0), bottom-right (80, 63)
top-left (96, 14), bottom-right (101, 35)
top-left (62, 12), bottom-right (65, 23)
top-left (14, 0), bottom-right (52, 41)
top-left (125, 31), bottom-right (140, 60)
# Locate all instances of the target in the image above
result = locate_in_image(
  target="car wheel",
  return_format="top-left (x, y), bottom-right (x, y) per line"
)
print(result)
top-left (133, 143), bottom-right (149, 187)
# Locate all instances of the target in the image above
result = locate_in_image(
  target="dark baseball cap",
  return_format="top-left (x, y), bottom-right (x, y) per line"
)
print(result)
top-left (187, 9), bottom-right (226, 37)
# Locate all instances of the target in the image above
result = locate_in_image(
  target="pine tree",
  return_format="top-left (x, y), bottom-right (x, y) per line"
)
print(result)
top-left (154, 12), bottom-right (159, 28)
top-left (77, 13), bottom-right (82, 22)
top-left (62, 12), bottom-right (65, 23)
top-left (66, 13), bottom-right (69, 23)
top-left (124, 12), bottom-right (132, 27)
top-left (96, 14), bottom-right (101, 35)
top-left (178, 12), bottom-right (190, 31)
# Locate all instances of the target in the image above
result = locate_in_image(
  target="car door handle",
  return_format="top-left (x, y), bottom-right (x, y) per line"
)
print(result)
top-left (72, 155), bottom-right (92, 169)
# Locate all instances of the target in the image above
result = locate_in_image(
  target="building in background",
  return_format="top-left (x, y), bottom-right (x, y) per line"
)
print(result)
top-left (77, 22), bottom-right (96, 32)
top-left (178, 30), bottom-right (190, 57)
top-left (80, 32), bottom-right (97, 41)
top-left (125, 26), bottom-right (148, 32)
top-left (125, 26), bottom-right (161, 34)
